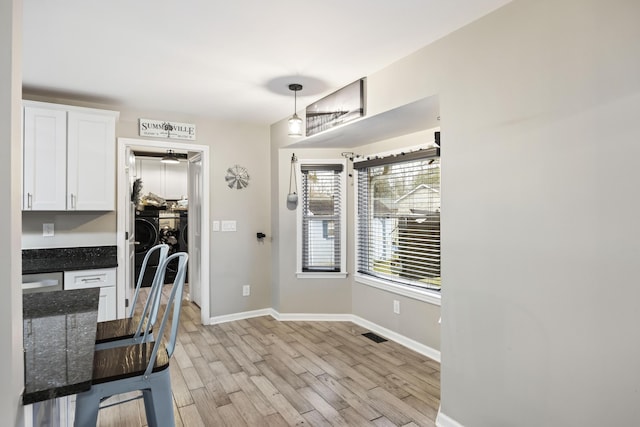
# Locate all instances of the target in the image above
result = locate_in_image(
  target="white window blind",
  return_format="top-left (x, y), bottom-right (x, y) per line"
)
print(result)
top-left (301, 164), bottom-right (344, 273)
top-left (356, 147), bottom-right (441, 291)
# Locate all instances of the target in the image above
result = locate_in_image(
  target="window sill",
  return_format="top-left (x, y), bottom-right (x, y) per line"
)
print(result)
top-left (296, 272), bottom-right (348, 279)
top-left (354, 274), bottom-right (441, 306)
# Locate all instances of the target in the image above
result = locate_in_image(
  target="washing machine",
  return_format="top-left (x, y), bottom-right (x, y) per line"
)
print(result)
top-left (134, 210), bottom-right (160, 287)
top-left (178, 211), bottom-right (188, 252)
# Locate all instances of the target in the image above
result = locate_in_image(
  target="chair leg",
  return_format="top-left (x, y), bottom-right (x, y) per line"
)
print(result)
top-left (74, 387), bottom-right (101, 427)
top-left (147, 369), bottom-right (175, 427)
top-left (142, 389), bottom-right (158, 427)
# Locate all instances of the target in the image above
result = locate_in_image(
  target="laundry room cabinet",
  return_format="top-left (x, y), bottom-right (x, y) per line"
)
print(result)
top-left (136, 157), bottom-right (188, 200)
top-left (22, 101), bottom-right (119, 211)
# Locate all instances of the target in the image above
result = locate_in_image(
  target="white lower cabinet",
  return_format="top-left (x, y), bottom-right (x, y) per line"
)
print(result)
top-left (64, 268), bottom-right (116, 321)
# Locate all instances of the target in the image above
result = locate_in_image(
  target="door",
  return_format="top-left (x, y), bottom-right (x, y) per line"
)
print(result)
top-left (188, 152), bottom-right (202, 307)
top-left (125, 148), bottom-right (137, 316)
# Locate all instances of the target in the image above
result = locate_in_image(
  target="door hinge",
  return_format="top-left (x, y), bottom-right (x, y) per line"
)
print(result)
top-left (125, 231), bottom-right (129, 240)
top-left (125, 298), bottom-right (129, 308)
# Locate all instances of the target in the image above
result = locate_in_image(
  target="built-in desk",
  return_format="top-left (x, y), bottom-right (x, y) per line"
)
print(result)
top-left (23, 288), bottom-right (100, 405)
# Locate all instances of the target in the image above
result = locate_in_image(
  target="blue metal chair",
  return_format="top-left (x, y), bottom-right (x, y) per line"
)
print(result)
top-left (95, 244), bottom-right (169, 350)
top-left (74, 252), bottom-right (188, 427)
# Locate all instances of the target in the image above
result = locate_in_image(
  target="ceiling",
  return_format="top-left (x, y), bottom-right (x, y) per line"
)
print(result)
top-left (22, 0), bottom-right (512, 126)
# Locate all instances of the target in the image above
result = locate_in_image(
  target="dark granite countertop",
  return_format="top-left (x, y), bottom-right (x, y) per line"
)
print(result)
top-left (23, 288), bottom-right (100, 405)
top-left (22, 246), bottom-right (117, 274)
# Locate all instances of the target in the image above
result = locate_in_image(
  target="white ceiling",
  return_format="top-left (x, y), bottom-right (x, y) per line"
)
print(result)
top-left (22, 0), bottom-right (512, 126)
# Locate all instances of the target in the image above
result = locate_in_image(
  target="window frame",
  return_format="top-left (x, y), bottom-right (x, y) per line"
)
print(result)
top-left (296, 158), bottom-right (348, 279)
top-left (354, 147), bottom-right (441, 305)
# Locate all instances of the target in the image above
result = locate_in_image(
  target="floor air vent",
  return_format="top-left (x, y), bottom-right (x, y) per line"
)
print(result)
top-left (362, 332), bottom-right (388, 343)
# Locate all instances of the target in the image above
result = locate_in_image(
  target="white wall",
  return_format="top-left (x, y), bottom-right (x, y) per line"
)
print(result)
top-left (0, 0), bottom-right (24, 425)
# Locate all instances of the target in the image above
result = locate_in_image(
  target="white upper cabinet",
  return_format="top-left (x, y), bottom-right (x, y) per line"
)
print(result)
top-left (22, 101), bottom-right (119, 211)
top-left (67, 111), bottom-right (116, 210)
top-left (23, 106), bottom-right (67, 210)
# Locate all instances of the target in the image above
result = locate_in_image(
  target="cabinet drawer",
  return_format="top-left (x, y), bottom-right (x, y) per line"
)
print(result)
top-left (64, 268), bottom-right (116, 290)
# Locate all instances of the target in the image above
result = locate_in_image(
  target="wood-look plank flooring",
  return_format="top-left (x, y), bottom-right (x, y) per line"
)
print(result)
top-left (94, 286), bottom-right (440, 426)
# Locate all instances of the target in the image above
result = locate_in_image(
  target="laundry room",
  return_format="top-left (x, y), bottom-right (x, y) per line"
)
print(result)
top-left (133, 150), bottom-right (189, 287)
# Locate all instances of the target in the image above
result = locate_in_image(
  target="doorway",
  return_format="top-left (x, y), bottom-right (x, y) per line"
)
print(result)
top-left (116, 138), bottom-right (210, 325)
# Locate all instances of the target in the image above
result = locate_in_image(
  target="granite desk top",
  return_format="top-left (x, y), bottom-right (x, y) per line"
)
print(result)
top-left (22, 246), bottom-right (117, 274)
top-left (23, 288), bottom-right (100, 405)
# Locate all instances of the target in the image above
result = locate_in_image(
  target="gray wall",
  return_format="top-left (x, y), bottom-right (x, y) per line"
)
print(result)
top-left (272, 0), bottom-right (640, 425)
top-left (20, 98), bottom-right (274, 319)
top-left (0, 0), bottom-right (24, 425)
top-left (385, 0), bottom-right (639, 425)
top-left (270, 103), bottom-right (442, 353)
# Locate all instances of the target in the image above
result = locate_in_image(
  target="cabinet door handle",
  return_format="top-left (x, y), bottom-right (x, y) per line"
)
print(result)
top-left (27, 193), bottom-right (32, 209)
top-left (70, 193), bottom-right (76, 209)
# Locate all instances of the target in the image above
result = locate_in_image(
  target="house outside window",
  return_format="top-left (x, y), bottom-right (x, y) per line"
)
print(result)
top-left (297, 160), bottom-right (347, 277)
top-left (355, 146), bottom-right (440, 293)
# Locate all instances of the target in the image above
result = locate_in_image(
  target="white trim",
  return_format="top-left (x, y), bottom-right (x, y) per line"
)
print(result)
top-left (296, 158), bottom-right (348, 275)
top-left (211, 309), bottom-right (440, 363)
top-left (209, 308), bottom-right (275, 325)
top-left (353, 142), bottom-right (442, 308)
top-left (355, 273), bottom-right (441, 306)
top-left (351, 314), bottom-right (440, 363)
top-left (436, 410), bottom-right (465, 427)
top-left (116, 138), bottom-right (211, 326)
top-left (273, 312), bottom-right (354, 322)
top-left (295, 272), bottom-right (348, 279)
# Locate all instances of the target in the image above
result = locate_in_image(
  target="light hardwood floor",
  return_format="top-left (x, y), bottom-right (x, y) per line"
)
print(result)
top-left (95, 288), bottom-right (440, 426)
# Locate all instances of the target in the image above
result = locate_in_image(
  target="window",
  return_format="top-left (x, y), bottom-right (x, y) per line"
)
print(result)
top-left (298, 161), bottom-right (346, 276)
top-left (355, 147), bottom-right (440, 292)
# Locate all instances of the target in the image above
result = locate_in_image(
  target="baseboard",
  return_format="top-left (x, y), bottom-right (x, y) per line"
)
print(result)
top-left (350, 315), bottom-right (440, 363)
top-left (436, 410), bottom-right (465, 427)
top-left (209, 308), bottom-right (275, 325)
top-left (272, 312), bottom-right (354, 322)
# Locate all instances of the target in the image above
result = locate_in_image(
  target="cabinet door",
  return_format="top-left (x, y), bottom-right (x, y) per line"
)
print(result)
top-left (67, 111), bottom-right (116, 210)
top-left (164, 160), bottom-right (188, 199)
top-left (139, 157), bottom-right (164, 197)
top-left (23, 106), bottom-right (67, 210)
top-left (98, 286), bottom-right (117, 321)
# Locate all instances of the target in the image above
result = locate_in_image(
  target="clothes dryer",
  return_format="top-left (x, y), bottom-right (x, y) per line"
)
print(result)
top-left (134, 210), bottom-right (160, 287)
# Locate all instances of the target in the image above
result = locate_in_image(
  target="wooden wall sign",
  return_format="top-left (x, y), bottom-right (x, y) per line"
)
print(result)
top-left (139, 118), bottom-right (196, 140)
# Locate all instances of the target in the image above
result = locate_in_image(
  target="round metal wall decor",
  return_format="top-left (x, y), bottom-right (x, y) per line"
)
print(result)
top-left (225, 165), bottom-right (250, 189)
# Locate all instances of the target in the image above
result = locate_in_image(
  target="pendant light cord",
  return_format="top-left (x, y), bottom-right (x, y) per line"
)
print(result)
top-left (289, 153), bottom-right (297, 194)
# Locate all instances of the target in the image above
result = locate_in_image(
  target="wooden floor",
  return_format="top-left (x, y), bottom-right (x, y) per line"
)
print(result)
top-left (95, 287), bottom-right (440, 426)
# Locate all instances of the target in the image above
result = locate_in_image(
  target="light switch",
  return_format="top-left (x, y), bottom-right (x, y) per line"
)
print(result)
top-left (221, 220), bottom-right (236, 232)
top-left (212, 220), bottom-right (220, 232)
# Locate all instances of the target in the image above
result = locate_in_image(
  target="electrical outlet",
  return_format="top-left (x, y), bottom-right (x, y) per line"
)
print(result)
top-left (393, 300), bottom-right (400, 314)
top-left (242, 285), bottom-right (250, 296)
top-left (43, 223), bottom-right (54, 237)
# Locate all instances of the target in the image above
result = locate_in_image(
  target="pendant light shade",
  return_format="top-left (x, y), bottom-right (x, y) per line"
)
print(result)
top-left (161, 149), bottom-right (180, 164)
top-left (287, 83), bottom-right (303, 137)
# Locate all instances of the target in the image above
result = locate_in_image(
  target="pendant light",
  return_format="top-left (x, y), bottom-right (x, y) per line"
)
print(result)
top-left (287, 83), bottom-right (303, 137)
top-left (161, 149), bottom-right (180, 164)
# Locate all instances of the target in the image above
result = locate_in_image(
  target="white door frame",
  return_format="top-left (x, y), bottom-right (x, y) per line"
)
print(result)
top-left (116, 137), bottom-right (211, 325)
